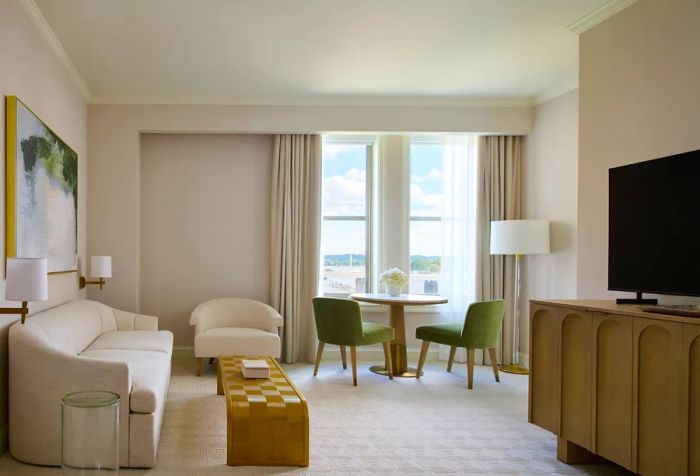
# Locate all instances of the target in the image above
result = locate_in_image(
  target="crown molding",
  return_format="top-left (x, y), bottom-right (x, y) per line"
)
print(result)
top-left (535, 84), bottom-right (578, 106)
top-left (88, 93), bottom-right (536, 108)
top-left (19, 0), bottom-right (91, 100)
top-left (567, 0), bottom-right (638, 35)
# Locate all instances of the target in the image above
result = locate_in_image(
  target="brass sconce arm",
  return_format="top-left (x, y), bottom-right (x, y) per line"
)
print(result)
top-left (0, 301), bottom-right (29, 324)
top-left (79, 277), bottom-right (106, 290)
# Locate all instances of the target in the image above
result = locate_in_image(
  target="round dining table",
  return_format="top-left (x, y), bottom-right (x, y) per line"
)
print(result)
top-left (349, 293), bottom-right (448, 378)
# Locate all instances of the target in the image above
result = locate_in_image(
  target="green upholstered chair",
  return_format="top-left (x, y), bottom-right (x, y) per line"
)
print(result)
top-left (312, 297), bottom-right (395, 386)
top-left (415, 300), bottom-right (505, 389)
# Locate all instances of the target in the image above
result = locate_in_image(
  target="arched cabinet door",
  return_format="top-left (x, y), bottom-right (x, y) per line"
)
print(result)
top-left (685, 324), bottom-right (700, 476)
top-left (559, 309), bottom-right (592, 449)
top-left (633, 318), bottom-right (683, 476)
top-left (529, 304), bottom-right (561, 434)
top-left (591, 313), bottom-right (633, 470)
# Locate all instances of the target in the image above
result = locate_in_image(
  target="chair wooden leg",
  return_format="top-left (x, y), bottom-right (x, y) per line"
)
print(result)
top-left (313, 341), bottom-right (325, 376)
top-left (446, 345), bottom-right (457, 372)
top-left (382, 342), bottom-right (393, 379)
top-left (196, 357), bottom-right (202, 377)
top-left (350, 346), bottom-right (358, 386)
top-left (416, 340), bottom-right (430, 379)
top-left (467, 348), bottom-right (475, 389)
top-left (340, 345), bottom-right (347, 369)
top-left (488, 348), bottom-right (499, 382)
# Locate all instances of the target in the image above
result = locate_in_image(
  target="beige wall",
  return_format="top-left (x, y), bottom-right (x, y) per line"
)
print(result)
top-left (140, 134), bottom-right (273, 345)
top-left (87, 103), bottom-right (533, 316)
top-left (521, 90), bottom-right (579, 357)
top-left (578, 0), bottom-right (700, 301)
top-left (0, 0), bottom-right (87, 453)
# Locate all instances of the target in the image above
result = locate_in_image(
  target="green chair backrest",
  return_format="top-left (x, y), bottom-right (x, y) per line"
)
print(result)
top-left (460, 300), bottom-right (506, 349)
top-left (312, 297), bottom-right (364, 346)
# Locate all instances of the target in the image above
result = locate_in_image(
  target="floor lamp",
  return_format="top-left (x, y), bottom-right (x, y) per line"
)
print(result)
top-left (490, 219), bottom-right (550, 374)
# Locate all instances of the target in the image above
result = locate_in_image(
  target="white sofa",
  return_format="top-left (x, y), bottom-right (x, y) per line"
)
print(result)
top-left (9, 299), bottom-right (173, 468)
top-left (190, 298), bottom-right (283, 375)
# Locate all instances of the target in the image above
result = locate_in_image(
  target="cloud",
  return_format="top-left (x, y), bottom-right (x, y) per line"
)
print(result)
top-left (411, 183), bottom-right (442, 216)
top-left (411, 169), bottom-right (442, 183)
top-left (323, 168), bottom-right (366, 215)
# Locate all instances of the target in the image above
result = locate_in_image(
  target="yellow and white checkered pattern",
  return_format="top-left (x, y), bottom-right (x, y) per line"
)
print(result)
top-left (218, 356), bottom-right (309, 466)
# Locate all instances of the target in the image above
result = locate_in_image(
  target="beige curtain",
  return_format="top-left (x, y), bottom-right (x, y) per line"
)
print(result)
top-left (270, 134), bottom-right (321, 363)
top-left (476, 136), bottom-right (522, 365)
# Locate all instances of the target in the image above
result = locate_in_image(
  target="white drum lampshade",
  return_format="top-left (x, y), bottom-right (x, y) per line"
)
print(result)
top-left (90, 256), bottom-right (112, 278)
top-left (490, 219), bottom-right (550, 256)
top-left (6, 258), bottom-right (48, 302)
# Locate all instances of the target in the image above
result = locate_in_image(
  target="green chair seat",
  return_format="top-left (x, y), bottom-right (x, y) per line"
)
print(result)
top-left (362, 322), bottom-right (395, 345)
top-left (415, 323), bottom-right (463, 347)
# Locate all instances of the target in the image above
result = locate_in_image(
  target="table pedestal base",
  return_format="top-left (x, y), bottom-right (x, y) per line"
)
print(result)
top-left (369, 365), bottom-right (423, 378)
top-left (371, 342), bottom-right (423, 378)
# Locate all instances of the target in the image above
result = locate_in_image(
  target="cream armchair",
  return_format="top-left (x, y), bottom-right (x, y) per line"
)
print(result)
top-left (189, 298), bottom-right (284, 375)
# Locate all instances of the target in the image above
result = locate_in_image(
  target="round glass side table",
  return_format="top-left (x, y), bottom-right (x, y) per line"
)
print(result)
top-left (61, 391), bottom-right (120, 471)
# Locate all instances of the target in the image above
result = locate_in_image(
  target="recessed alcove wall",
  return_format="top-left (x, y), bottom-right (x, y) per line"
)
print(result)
top-left (139, 133), bottom-right (273, 345)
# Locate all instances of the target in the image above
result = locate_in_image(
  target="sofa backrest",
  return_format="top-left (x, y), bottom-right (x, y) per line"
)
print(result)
top-left (13, 300), bottom-right (117, 355)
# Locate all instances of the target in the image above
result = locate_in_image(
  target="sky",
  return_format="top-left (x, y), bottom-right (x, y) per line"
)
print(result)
top-left (322, 141), bottom-right (444, 256)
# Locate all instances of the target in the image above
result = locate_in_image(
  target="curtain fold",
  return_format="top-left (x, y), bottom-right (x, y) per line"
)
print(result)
top-left (270, 134), bottom-right (322, 363)
top-left (475, 135), bottom-right (522, 365)
top-left (438, 135), bottom-right (478, 361)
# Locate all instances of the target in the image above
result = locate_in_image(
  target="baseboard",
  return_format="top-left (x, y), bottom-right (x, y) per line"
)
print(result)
top-left (0, 422), bottom-right (8, 456)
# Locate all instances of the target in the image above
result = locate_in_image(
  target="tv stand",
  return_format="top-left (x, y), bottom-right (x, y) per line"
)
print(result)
top-left (615, 292), bottom-right (658, 305)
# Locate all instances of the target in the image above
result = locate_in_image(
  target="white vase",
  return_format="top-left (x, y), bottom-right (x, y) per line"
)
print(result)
top-left (386, 284), bottom-right (401, 296)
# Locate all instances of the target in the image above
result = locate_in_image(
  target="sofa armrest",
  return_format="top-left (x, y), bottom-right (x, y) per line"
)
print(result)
top-left (9, 334), bottom-right (132, 466)
top-left (113, 308), bottom-right (158, 331)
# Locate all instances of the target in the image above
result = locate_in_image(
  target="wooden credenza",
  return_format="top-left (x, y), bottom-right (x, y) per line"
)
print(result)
top-left (529, 300), bottom-right (700, 475)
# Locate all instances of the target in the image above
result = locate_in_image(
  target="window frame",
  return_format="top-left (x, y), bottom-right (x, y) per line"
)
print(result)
top-left (320, 136), bottom-right (376, 297)
top-left (408, 137), bottom-right (445, 296)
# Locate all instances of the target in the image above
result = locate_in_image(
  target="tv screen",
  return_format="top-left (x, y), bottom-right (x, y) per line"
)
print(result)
top-left (609, 148), bottom-right (700, 297)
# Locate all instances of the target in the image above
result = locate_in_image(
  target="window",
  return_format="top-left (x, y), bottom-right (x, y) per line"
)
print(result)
top-left (409, 140), bottom-right (444, 294)
top-left (320, 134), bottom-right (475, 301)
top-left (320, 139), bottom-right (373, 296)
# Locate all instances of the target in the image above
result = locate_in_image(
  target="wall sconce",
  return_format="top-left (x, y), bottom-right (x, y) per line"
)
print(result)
top-left (1, 258), bottom-right (49, 324)
top-left (79, 256), bottom-right (112, 290)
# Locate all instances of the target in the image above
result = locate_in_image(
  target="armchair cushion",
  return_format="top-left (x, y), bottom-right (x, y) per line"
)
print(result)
top-left (416, 323), bottom-right (463, 347)
top-left (87, 330), bottom-right (173, 354)
top-left (194, 327), bottom-right (281, 358)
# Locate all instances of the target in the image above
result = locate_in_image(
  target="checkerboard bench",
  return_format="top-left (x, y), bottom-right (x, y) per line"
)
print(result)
top-left (217, 355), bottom-right (309, 466)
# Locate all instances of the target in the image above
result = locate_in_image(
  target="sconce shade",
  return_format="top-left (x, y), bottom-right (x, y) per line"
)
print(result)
top-left (91, 256), bottom-right (112, 278)
top-left (490, 219), bottom-right (550, 255)
top-left (6, 258), bottom-right (48, 302)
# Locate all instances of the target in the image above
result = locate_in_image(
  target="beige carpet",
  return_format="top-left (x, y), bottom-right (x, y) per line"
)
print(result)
top-left (0, 350), bottom-right (631, 475)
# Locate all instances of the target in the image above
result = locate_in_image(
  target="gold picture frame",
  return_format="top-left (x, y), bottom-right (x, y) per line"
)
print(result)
top-left (5, 96), bottom-right (78, 274)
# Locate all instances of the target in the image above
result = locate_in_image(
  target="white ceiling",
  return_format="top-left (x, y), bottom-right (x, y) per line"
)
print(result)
top-left (33, 0), bottom-right (621, 106)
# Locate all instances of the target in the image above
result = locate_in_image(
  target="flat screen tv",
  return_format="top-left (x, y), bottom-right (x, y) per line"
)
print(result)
top-left (608, 148), bottom-right (700, 299)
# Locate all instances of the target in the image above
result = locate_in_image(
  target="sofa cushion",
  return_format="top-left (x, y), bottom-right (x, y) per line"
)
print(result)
top-left (194, 327), bottom-right (281, 358)
top-left (86, 330), bottom-right (173, 354)
top-left (80, 349), bottom-right (171, 414)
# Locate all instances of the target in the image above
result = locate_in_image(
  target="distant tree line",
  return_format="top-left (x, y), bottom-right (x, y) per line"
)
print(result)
top-left (324, 254), bottom-right (441, 273)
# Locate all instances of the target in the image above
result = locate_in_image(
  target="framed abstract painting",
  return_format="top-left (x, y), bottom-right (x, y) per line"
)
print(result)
top-left (5, 96), bottom-right (78, 273)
